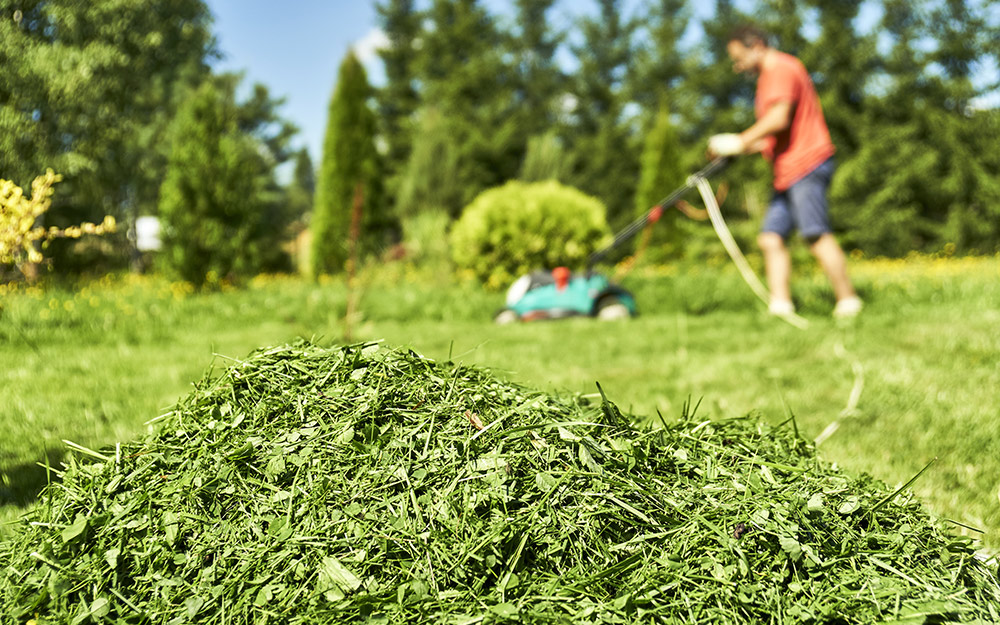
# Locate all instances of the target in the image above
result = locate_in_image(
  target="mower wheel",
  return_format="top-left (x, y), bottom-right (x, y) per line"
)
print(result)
top-left (494, 309), bottom-right (519, 325)
top-left (596, 297), bottom-right (631, 321)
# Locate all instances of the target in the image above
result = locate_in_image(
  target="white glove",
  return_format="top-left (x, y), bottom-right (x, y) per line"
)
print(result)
top-left (708, 133), bottom-right (745, 157)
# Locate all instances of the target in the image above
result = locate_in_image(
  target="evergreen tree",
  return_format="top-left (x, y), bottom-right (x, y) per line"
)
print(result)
top-left (400, 0), bottom-right (518, 217)
top-left (634, 98), bottom-right (687, 258)
top-left (395, 107), bottom-right (464, 217)
top-left (232, 80), bottom-right (300, 272)
top-left (830, 0), bottom-right (1000, 255)
top-left (628, 0), bottom-right (690, 116)
top-left (753, 0), bottom-right (806, 58)
top-left (375, 0), bottom-right (421, 197)
top-left (520, 130), bottom-right (570, 182)
top-left (510, 0), bottom-right (565, 140)
top-left (675, 0), bottom-right (755, 156)
top-left (158, 79), bottom-right (272, 285)
top-left (311, 51), bottom-right (382, 276)
top-left (800, 0), bottom-right (876, 157)
top-left (695, 0), bottom-right (754, 118)
top-left (565, 0), bottom-right (639, 227)
top-left (286, 148), bottom-right (316, 224)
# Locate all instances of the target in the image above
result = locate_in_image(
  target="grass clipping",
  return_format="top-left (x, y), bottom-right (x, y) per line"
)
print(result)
top-left (3, 342), bottom-right (999, 624)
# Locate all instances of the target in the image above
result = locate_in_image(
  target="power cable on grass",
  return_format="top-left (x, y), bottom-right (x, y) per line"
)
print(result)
top-left (692, 174), bottom-right (809, 329)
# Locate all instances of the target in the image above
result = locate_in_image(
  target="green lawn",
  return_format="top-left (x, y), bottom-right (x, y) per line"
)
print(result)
top-left (2, 256), bottom-right (999, 550)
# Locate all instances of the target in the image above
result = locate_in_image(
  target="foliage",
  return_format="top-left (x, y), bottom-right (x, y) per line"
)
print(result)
top-left (519, 130), bottom-right (570, 182)
top-left (450, 180), bottom-right (612, 289)
top-left (399, 209), bottom-right (453, 273)
top-left (831, 107), bottom-right (1000, 255)
top-left (508, 0), bottom-right (566, 172)
top-left (394, 107), bottom-right (466, 220)
top-left (626, 0), bottom-right (689, 119)
top-left (3, 340), bottom-right (999, 621)
top-left (0, 170), bottom-right (115, 277)
top-left (312, 51), bottom-right (384, 276)
top-left (564, 0), bottom-right (639, 228)
top-left (633, 98), bottom-right (689, 260)
top-left (375, 0), bottom-right (422, 196)
top-left (286, 148), bottom-right (316, 226)
top-left (407, 0), bottom-right (522, 217)
top-left (1, 0), bottom-right (998, 272)
top-left (0, 0), bottom-right (215, 246)
top-left (157, 79), bottom-right (275, 285)
top-left (795, 0), bottom-right (875, 158)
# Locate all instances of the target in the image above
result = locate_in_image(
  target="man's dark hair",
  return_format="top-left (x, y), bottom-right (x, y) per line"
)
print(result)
top-left (727, 24), bottom-right (770, 48)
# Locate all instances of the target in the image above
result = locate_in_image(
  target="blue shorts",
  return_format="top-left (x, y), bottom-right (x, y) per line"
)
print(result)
top-left (762, 158), bottom-right (835, 240)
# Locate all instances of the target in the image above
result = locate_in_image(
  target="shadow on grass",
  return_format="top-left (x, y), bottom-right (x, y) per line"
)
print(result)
top-left (1, 448), bottom-right (65, 508)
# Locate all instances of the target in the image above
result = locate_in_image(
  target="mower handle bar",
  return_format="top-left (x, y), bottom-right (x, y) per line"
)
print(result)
top-left (586, 156), bottom-right (731, 269)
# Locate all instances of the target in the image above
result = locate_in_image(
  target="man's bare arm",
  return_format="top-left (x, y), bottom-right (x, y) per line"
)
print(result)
top-left (740, 100), bottom-right (793, 153)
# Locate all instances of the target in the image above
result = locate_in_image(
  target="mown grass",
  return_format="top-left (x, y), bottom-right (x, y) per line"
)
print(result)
top-left (1, 255), bottom-right (999, 550)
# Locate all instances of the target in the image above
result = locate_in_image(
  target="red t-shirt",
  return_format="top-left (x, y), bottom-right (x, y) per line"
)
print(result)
top-left (756, 51), bottom-right (835, 190)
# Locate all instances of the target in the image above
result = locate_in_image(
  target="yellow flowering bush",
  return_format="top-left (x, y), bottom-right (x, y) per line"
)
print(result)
top-left (0, 169), bottom-right (116, 275)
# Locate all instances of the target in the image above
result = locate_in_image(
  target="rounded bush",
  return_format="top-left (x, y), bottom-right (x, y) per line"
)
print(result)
top-left (450, 180), bottom-right (612, 289)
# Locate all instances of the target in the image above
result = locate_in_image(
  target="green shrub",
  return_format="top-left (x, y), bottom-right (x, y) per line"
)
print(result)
top-left (450, 180), bottom-right (612, 289)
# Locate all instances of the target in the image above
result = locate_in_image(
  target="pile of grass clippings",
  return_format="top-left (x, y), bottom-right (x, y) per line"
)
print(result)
top-left (3, 341), bottom-right (998, 624)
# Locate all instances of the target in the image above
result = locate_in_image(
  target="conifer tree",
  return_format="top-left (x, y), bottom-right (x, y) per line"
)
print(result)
top-left (311, 51), bottom-right (382, 276)
top-left (800, 0), bottom-right (876, 157)
top-left (634, 98), bottom-right (687, 258)
top-left (688, 0), bottom-right (754, 139)
top-left (510, 0), bottom-right (565, 148)
top-left (565, 0), bottom-right (639, 227)
top-left (158, 79), bottom-right (271, 285)
top-left (400, 0), bottom-right (517, 217)
top-left (286, 148), bottom-right (316, 224)
top-left (628, 0), bottom-right (689, 117)
top-left (830, 0), bottom-right (1000, 255)
top-left (375, 0), bottom-right (421, 196)
top-left (395, 107), bottom-right (464, 219)
top-left (753, 0), bottom-right (806, 57)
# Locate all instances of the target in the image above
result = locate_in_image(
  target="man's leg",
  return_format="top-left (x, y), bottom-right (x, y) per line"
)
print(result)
top-left (758, 232), bottom-right (793, 309)
top-left (788, 159), bottom-right (862, 316)
top-left (809, 233), bottom-right (856, 301)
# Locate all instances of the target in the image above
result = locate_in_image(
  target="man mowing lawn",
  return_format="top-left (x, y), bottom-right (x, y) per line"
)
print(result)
top-left (708, 24), bottom-right (862, 319)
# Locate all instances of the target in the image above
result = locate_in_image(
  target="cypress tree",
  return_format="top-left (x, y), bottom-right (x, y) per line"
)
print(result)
top-left (311, 51), bottom-right (381, 276)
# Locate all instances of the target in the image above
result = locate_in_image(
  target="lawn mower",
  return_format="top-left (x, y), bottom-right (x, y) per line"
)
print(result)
top-left (494, 158), bottom-right (731, 324)
top-left (493, 267), bottom-right (637, 324)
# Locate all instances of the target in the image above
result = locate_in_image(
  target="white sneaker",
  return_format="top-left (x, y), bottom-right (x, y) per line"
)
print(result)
top-left (833, 296), bottom-right (863, 318)
top-left (768, 300), bottom-right (796, 316)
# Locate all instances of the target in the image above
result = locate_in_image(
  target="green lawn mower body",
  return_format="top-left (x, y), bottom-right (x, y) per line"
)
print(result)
top-left (495, 267), bottom-right (637, 323)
